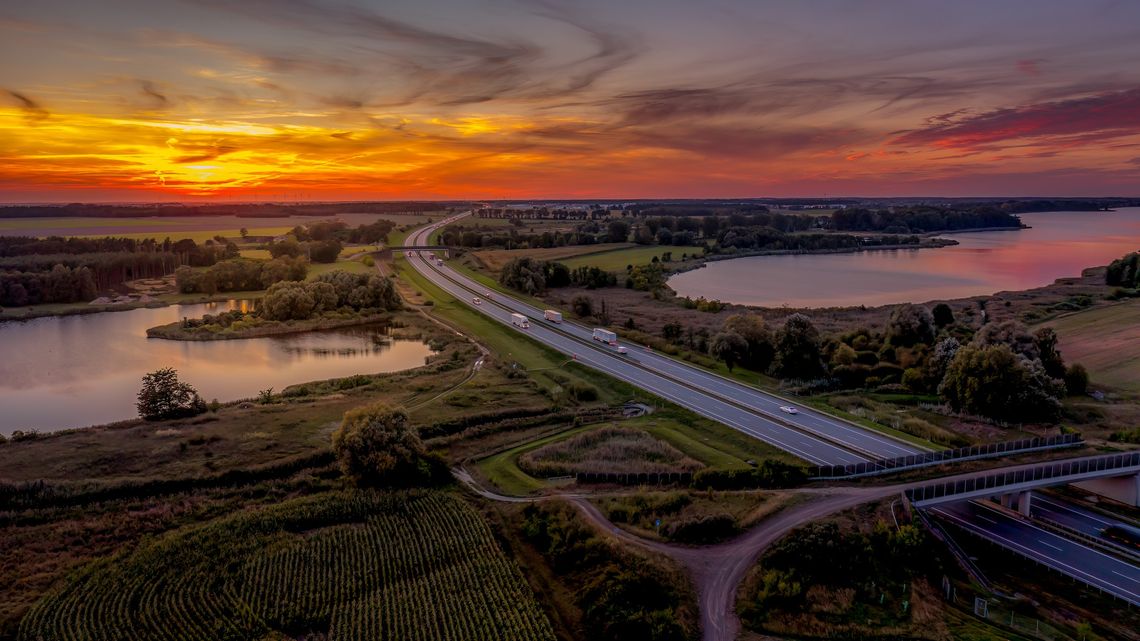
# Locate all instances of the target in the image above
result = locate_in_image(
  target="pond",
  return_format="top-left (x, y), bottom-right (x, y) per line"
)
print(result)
top-left (0, 301), bottom-right (435, 434)
top-left (667, 208), bottom-right (1140, 308)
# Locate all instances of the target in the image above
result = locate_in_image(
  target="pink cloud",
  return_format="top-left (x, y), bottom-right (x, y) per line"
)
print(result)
top-left (893, 87), bottom-right (1140, 151)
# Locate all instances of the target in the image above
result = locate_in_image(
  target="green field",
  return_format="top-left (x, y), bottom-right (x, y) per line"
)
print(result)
top-left (1047, 299), bottom-right (1140, 392)
top-left (18, 491), bottom-right (555, 641)
top-left (306, 258), bottom-right (374, 280)
top-left (561, 244), bottom-right (705, 271)
top-left (470, 243), bottom-right (635, 272)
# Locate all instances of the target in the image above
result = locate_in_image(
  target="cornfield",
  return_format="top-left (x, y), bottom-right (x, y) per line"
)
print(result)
top-left (19, 491), bottom-right (555, 641)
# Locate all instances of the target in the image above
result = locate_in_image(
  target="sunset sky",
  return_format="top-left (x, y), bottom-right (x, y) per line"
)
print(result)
top-left (2, 0), bottom-right (1140, 202)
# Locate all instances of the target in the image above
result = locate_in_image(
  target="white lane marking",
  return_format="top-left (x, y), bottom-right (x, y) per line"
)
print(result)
top-left (977, 514), bottom-right (998, 525)
top-left (426, 255), bottom-right (886, 462)
top-left (419, 234), bottom-right (918, 458)
top-left (1037, 539), bottom-right (1063, 552)
top-left (1035, 496), bottom-right (1117, 528)
top-left (929, 506), bottom-right (1140, 602)
top-left (410, 243), bottom-right (855, 465)
top-left (1113, 570), bottom-right (1140, 585)
top-left (414, 254), bottom-right (847, 465)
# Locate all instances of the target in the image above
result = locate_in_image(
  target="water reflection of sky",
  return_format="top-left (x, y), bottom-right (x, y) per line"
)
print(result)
top-left (0, 301), bottom-right (434, 434)
top-left (669, 208), bottom-right (1140, 308)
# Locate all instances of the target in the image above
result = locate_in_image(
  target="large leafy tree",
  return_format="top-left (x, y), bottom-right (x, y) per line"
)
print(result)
top-left (771, 314), bottom-right (826, 379)
top-left (710, 330), bottom-right (748, 372)
top-left (136, 368), bottom-right (206, 420)
top-left (723, 314), bottom-right (775, 371)
top-left (939, 344), bottom-right (1065, 423)
top-left (886, 303), bottom-right (936, 347)
top-left (331, 403), bottom-right (428, 486)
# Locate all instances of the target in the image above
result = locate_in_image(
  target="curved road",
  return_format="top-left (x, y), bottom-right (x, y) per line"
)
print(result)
top-left (404, 213), bottom-right (923, 466)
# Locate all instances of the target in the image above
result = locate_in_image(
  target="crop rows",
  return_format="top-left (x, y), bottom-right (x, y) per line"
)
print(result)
top-left (19, 491), bottom-right (555, 641)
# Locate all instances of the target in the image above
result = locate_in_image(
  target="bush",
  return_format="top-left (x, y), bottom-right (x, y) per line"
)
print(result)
top-left (661, 513), bottom-right (737, 543)
top-left (692, 460), bottom-right (806, 490)
top-left (1064, 363), bottom-right (1089, 395)
top-left (331, 403), bottom-right (431, 486)
top-left (136, 368), bottom-right (207, 420)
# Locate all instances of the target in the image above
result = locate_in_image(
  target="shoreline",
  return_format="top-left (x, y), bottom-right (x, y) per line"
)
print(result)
top-left (667, 237), bottom-right (959, 277)
top-left (146, 312), bottom-right (395, 341)
top-left (0, 291), bottom-right (265, 323)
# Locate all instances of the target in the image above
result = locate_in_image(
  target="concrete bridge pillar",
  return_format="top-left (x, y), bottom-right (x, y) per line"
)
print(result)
top-left (999, 493), bottom-right (1013, 509)
top-left (1017, 491), bottom-right (1032, 517)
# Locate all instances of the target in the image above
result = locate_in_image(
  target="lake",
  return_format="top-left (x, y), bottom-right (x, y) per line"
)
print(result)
top-left (0, 301), bottom-right (435, 435)
top-left (667, 208), bottom-right (1140, 308)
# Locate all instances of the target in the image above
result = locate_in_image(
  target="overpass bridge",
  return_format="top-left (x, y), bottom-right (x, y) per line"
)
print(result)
top-left (382, 245), bottom-right (452, 258)
top-left (906, 451), bottom-right (1140, 512)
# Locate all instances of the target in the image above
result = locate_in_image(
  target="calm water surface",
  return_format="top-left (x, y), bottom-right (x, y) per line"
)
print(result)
top-left (0, 301), bottom-right (434, 434)
top-left (668, 208), bottom-right (1140, 308)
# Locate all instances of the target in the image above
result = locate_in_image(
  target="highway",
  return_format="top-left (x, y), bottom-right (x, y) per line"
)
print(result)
top-left (1031, 493), bottom-right (1138, 544)
top-left (403, 213), bottom-right (925, 465)
top-left (931, 500), bottom-right (1140, 606)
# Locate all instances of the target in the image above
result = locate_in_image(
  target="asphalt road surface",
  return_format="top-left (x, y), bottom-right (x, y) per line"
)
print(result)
top-left (404, 214), bottom-right (925, 465)
top-left (931, 500), bottom-right (1140, 606)
top-left (1031, 493), bottom-right (1139, 550)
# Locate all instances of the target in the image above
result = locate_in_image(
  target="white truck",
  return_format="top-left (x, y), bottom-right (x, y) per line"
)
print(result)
top-left (435, 258), bottom-right (444, 266)
top-left (543, 309), bottom-right (563, 323)
top-left (511, 313), bottom-right (530, 329)
top-left (592, 328), bottom-right (617, 345)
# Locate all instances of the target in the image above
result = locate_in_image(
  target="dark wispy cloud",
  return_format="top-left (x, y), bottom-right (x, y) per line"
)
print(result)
top-left (139, 80), bottom-right (169, 109)
top-left (182, 0), bottom-right (639, 107)
top-left (893, 87), bottom-right (1140, 150)
top-left (3, 89), bottom-right (49, 123)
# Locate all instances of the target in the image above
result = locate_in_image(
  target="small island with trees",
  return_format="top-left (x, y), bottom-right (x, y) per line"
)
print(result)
top-left (147, 269), bottom-right (403, 340)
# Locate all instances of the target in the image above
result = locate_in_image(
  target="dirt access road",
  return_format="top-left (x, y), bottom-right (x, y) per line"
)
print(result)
top-left (456, 467), bottom-right (900, 641)
top-left (458, 458), bottom-right (1090, 641)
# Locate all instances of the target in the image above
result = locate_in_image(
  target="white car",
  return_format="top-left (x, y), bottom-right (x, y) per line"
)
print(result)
top-left (472, 297), bottom-right (482, 305)
top-left (616, 346), bottom-right (628, 354)
top-left (779, 406), bottom-right (799, 415)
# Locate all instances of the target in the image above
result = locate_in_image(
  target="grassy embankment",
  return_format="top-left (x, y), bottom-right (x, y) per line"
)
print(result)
top-left (393, 254), bottom-right (796, 488)
top-left (1046, 298), bottom-right (1140, 393)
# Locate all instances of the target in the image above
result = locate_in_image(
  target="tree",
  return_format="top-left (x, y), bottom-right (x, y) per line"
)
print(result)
top-left (571, 295), bottom-right (593, 317)
top-left (607, 220), bottom-right (630, 243)
top-left (331, 403), bottom-right (427, 486)
top-left (772, 314), bottom-right (825, 379)
top-left (710, 330), bottom-right (748, 371)
top-left (939, 344), bottom-right (1065, 423)
top-left (500, 256), bottom-right (546, 295)
top-left (972, 320), bottom-right (1039, 360)
top-left (1105, 251), bottom-right (1139, 287)
top-left (239, 227), bottom-right (249, 239)
top-left (832, 343), bottom-right (857, 367)
top-left (307, 239), bottom-right (343, 263)
top-left (931, 303), bottom-right (954, 328)
top-left (260, 281), bottom-right (316, 320)
top-left (1033, 327), bottom-right (1067, 379)
top-left (886, 303), bottom-right (935, 347)
top-left (136, 368), bottom-right (206, 420)
top-left (1064, 363), bottom-right (1089, 396)
top-left (268, 237), bottom-right (303, 258)
top-left (723, 314), bottom-right (775, 371)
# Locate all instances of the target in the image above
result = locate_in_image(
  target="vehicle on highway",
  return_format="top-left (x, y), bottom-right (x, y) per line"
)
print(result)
top-left (511, 313), bottom-right (530, 329)
top-left (435, 259), bottom-right (444, 266)
top-left (544, 309), bottom-right (563, 323)
top-left (472, 297), bottom-right (481, 305)
top-left (592, 328), bottom-right (617, 345)
top-left (617, 346), bottom-right (628, 354)
top-left (779, 406), bottom-right (799, 414)
top-left (1103, 523), bottom-right (1140, 549)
